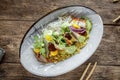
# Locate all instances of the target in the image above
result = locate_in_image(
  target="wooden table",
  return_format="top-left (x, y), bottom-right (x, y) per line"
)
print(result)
top-left (0, 0), bottom-right (120, 80)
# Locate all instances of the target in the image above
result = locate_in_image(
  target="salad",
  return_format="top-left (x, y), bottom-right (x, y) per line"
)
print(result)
top-left (33, 16), bottom-right (92, 63)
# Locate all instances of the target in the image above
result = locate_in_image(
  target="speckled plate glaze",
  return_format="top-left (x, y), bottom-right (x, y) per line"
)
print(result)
top-left (19, 5), bottom-right (103, 77)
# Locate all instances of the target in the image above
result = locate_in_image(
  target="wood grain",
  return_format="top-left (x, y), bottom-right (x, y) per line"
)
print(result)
top-left (0, 0), bottom-right (120, 80)
top-left (0, 0), bottom-right (120, 24)
top-left (0, 63), bottom-right (120, 80)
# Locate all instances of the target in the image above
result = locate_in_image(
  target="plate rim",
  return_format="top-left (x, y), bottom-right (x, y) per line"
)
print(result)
top-left (19, 5), bottom-right (103, 77)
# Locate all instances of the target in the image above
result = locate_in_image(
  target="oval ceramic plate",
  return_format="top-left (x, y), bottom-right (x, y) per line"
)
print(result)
top-left (20, 5), bottom-right (103, 77)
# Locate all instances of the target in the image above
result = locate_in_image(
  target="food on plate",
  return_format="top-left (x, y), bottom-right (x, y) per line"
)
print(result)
top-left (33, 16), bottom-right (92, 63)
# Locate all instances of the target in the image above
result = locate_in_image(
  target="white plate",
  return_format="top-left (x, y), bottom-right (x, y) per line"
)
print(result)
top-left (20, 5), bottom-right (103, 77)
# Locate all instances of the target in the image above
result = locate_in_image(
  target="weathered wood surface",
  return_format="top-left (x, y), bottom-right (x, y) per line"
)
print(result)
top-left (0, 63), bottom-right (120, 80)
top-left (0, 0), bottom-right (120, 80)
top-left (0, 0), bottom-right (120, 24)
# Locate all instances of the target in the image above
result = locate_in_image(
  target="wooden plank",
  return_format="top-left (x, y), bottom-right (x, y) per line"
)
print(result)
top-left (0, 21), bottom-right (120, 65)
top-left (0, 21), bottom-right (33, 63)
top-left (0, 21), bottom-right (34, 35)
top-left (0, 0), bottom-right (120, 24)
top-left (90, 65), bottom-right (120, 80)
top-left (0, 63), bottom-right (120, 80)
top-left (87, 25), bottom-right (120, 66)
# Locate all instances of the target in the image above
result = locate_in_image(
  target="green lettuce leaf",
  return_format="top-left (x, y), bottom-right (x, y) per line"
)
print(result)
top-left (65, 45), bottom-right (77, 54)
top-left (78, 36), bottom-right (86, 43)
top-left (86, 19), bottom-right (92, 33)
top-left (61, 22), bottom-right (71, 33)
top-left (40, 48), bottom-right (46, 57)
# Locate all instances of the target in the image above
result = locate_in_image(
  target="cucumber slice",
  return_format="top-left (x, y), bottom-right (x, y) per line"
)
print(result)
top-left (86, 19), bottom-right (92, 33)
top-left (65, 46), bottom-right (76, 54)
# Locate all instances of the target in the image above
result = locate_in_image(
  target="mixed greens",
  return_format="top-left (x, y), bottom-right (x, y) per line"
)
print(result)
top-left (33, 16), bottom-right (92, 63)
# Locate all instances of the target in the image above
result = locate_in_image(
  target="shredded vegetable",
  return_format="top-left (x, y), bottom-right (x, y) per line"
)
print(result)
top-left (32, 16), bottom-right (92, 63)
